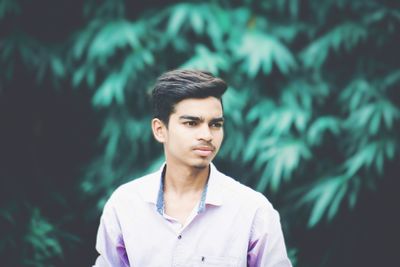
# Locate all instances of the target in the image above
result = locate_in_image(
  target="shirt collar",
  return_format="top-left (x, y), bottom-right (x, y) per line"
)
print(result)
top-left (140, 162), bottom-right (224, 208)
top-left (140, 164), bottom-right (164, 204)
top-left (205, 163), bottom-right (223, 206)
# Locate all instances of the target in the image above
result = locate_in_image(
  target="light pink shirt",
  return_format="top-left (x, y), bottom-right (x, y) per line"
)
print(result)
top-left (94, 163), bottom-right (292, 267)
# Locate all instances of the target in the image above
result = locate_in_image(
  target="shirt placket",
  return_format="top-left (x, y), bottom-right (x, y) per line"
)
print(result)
top-left (171, 232), bottom-right (186, 267)
top-left (157, 168), bottom-right (210, 266)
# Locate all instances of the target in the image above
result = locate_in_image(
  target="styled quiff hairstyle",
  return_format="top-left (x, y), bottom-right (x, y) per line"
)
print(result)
top-left (151, 69), bottom-right (228, 125)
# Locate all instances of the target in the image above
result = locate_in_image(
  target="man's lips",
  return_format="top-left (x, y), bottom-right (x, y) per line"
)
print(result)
top-left (192, 146), bottom-right (215, 157)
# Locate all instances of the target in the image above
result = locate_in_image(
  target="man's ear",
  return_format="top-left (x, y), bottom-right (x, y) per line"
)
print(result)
top-left (152, 118), bottom-right (167, 143)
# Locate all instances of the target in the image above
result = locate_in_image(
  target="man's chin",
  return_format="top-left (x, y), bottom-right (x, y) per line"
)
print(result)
top-left (191, 158), bottom-right (212, 169)
top-left (193, 163), bottom-right (209, 169)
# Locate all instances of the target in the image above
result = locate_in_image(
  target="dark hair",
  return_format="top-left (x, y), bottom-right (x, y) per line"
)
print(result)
top-left (151, 69), bottom-right (228, 125)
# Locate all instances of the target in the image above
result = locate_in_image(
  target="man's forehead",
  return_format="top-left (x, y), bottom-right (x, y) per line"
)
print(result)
top-left (172, 97), bottom-right (223, 116)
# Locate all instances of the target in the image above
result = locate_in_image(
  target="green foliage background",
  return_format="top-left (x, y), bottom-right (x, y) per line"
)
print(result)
top-left (1, 0), bottom-right (399, 266)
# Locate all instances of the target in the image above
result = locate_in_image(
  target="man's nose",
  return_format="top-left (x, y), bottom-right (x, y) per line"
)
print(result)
top-left (198, 125), bottom-right (213, 142)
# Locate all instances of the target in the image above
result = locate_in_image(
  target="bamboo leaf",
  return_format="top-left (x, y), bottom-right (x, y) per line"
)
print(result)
top-left (50, 56), bottom-right (65, 78)
top-left (190, 10), bottom-right (204, 34)
top-left (306, 176), bottom-right (347, 227)
top-left (369, 111), bottom-right (381, 135)
top-left (181, 45), bottom-right (229, 75)
top-left (381, 100), bottom-right (400, 129)
top-left (381, 70), bottom-right (400, 90)
top-left (92, 73), bottom-right (126, 107)
top-left (327, 181), bottom-right (347, 221)
top-left (100, 118), bottom-right (122, 161)
top-left (301, 22), bottom-right (367, 68)
top-left (307, 116), bottom-right (341, 146)
top-left (257, 139), bottom-right (311, 192)
top-left (235, 31), bottom-right (296, 77)
top-left (348, 176), bottom-right (361, 209)
top-left (88, 21), bottom-right (143, 63)
top-left (167, 4), bottom-right (189, 37)
top-left (0, 0), bottom-right (20, 18)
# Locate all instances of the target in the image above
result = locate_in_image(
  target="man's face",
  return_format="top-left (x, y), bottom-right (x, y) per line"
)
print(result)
top-left (156, 97), bottom-right (224, 169)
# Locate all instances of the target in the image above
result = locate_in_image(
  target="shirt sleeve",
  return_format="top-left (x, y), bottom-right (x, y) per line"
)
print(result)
top-left (93, 197), bottom-right (130, 267)
top-left (247, 198), bottom-right (292, 267)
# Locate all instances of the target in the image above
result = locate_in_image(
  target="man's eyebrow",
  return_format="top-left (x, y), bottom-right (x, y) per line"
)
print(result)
top-left (210, 117), bottom-right (224, 123)
top-left (179, 116), bottom-right (224, 122)
top-left (179, 115), bottom-right (202, 121)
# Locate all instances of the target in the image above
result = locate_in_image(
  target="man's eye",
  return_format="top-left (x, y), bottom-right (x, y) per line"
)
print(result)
top-left (211, 122), bottom-right (223, 128)
top-left (185, 121), bottom-right (197, 126)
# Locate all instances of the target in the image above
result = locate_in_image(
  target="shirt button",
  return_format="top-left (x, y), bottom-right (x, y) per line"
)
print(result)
top-left (177, 234), bottom-right (182, 239)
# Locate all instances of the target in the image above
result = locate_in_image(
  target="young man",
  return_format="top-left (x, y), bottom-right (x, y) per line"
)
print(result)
top-left (93, 70), bottom-right (292, 266)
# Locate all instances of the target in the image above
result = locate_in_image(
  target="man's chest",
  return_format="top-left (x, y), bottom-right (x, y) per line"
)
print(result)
top-left (118, 204), bottom-right (253, 266)
top-left (164, 194), bottom-right (200, 226)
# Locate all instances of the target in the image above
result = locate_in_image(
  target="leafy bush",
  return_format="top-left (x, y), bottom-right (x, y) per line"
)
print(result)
top-left (1, 0), bottom-right (399, 266)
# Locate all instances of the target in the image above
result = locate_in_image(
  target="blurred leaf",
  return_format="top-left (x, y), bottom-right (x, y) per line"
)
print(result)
top-left (92, 72), bottom-right (126, 107)
top-left (181, 45), bottom-right (229, 75)
top-left (381, 69), bottom-right (400, 91)
top-left (300, 175), bottom-right (350, 228)
top-left (270, 0), bottom-right (300, 18)
top-left (344, 100), bottom-right (400, 135)
top-left (24, 208), bottom-right (64, 264)
top-left (0, 0), bottom-right (20, 18)
top-left (307, 116), bottom-right (342, 146)
top-left (348, 176), bottom-right (361, 209)
top-left (248, 104), bottom-right (310, 140)
top-left (72, 20), bottom-right (102, 60)
top-left (99, 118), bottom-right (122, 161)
top-left (270, 23), bottom-right (302, 43)
top-left (235, 31), bottom-right (297, 77)
top-left (245, 99), bottom-right (274, 124)
top-left (345, 139), bottom-right (398, 176)
top-left (72, 66), bottom-right (87, 88)
top-left (0, 207), bottom-right (14, 223)
top-left (166, 3), bottom-right (228, 48)
top-left (256, 138), bottom-right (312, 192)
top-left (88, 20), bottom-right (145, 64)
top-left (340, 79), bottom-right (375, 111)
top-left (287, 247), bottom-right (298, 266)
top-left (223, 87), bottom-right (250, 119)
top-left (167, 3), bottom-right (190, 37)
top-left (301, 22), bottom-right (368, 68)
top-left (91, 46), bottom-right (154, 106)
top-left (50, 56), bottom-right (65, 78)
top-left (219, 87), bottom-right (251, 161)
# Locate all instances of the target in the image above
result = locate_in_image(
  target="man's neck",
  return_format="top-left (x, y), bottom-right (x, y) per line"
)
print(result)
top-left (164, 163), bottom-right (210, 197)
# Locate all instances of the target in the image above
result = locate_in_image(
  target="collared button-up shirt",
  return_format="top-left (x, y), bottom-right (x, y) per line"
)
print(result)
top-left (94, 163), bottom-right (292, 267)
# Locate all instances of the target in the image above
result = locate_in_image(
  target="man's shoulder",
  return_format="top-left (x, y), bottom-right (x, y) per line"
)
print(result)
top-left (109, 170), bottom-right (159, 201)
top-left (216, 170), bottom-right (271, 207)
